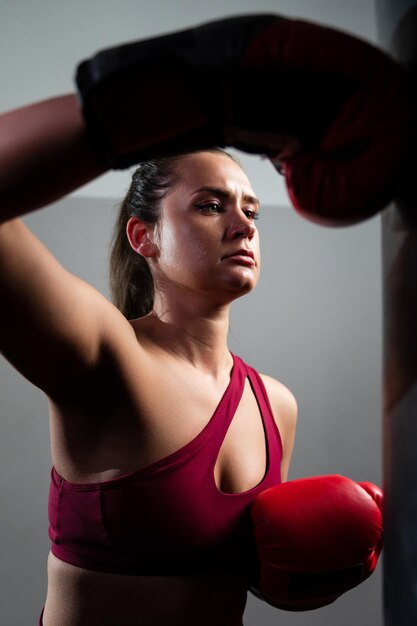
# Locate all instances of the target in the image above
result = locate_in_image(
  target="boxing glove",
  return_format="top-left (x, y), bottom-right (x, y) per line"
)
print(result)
top-left (76, 15), bottom-right (411, 225)
top-left (251, 475), bottom-right (383, 611)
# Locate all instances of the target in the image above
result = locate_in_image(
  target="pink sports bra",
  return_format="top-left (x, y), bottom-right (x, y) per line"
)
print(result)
top-left (48, 354), bottom-right (282, 577)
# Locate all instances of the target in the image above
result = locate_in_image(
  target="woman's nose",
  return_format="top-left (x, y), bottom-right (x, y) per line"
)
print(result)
top-left (226, 216), bottom-right (256, 241)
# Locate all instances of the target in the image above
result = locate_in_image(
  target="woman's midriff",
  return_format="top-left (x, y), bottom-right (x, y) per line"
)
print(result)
top-left (43, 552), bottom-right (248, 626)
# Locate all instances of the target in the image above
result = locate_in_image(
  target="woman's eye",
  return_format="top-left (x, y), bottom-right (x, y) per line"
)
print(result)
top-left (244, 209), bottom-right (260, 221)
top-left (194, 202), bottom-right (223, 214)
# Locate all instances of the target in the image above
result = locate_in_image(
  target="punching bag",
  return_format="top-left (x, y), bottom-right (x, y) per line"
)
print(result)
top-left (375, 2), bottom-right (417, 624)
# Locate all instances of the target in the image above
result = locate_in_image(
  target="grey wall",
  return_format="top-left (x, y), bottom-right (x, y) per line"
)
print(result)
top-left (0, 1), bottom-right (383, 625)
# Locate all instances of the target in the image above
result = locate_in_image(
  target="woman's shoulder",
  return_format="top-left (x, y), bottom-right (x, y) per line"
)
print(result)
top-left (234, 354), bottom-right (297, 419)
top-left (258, 373), bottom-right (298, 422)
top-left (258, 373), bottom-right (298, 480)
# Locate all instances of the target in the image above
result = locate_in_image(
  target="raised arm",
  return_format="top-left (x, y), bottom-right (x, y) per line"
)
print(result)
top-left (0, 94), bottom-right (107, 220)
top-left (0, 96), bottom-right (129, 399)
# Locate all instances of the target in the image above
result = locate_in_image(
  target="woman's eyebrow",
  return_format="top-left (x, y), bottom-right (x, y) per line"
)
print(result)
top-left (192, 186), bottom-right (260, 208)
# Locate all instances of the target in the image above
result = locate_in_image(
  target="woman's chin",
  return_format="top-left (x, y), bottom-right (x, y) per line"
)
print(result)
top-left (222, 274), bottom-right (258, 298)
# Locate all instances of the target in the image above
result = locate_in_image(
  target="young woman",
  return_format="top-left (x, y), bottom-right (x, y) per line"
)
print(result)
top-left (0, 95), bottom-right (297, 626)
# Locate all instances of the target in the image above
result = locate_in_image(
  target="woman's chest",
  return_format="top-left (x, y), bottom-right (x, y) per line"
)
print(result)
top-left (50, 359), bottom-right (273, 495)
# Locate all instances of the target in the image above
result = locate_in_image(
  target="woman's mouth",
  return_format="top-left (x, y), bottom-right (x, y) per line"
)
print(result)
top-left (222, 249), bottom-right (255, 266)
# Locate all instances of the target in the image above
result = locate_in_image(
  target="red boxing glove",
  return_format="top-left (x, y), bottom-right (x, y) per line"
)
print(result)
top-left (76, 15), bottom-right (411, 225)
top-left (251, 475), bottom-right (383, 611)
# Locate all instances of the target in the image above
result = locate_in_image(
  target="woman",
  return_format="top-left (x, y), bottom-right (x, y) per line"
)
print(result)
top-left (0, 95), bottom-right (297, 626)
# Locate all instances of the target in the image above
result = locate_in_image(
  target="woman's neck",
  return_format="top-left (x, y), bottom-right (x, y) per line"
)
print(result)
top-left (135, 294), bottom-right (233, 378)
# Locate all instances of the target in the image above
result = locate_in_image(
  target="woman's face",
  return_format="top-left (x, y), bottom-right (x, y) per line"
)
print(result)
top-left (150, 151), bottom-right (261, 304)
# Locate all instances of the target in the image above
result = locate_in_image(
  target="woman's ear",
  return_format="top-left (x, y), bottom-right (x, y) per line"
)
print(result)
top-left (126, 217), bottom-right (158, 258)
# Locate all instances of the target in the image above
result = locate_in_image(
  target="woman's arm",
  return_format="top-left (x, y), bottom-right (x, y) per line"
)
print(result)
top-left (0, 96), bottom-right (132, 400)
top-left (0, 94), bottom-right (107, 220)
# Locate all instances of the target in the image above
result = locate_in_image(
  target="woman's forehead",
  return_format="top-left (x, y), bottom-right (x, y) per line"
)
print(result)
top-left (175, 151), bottom-right (255, 194)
